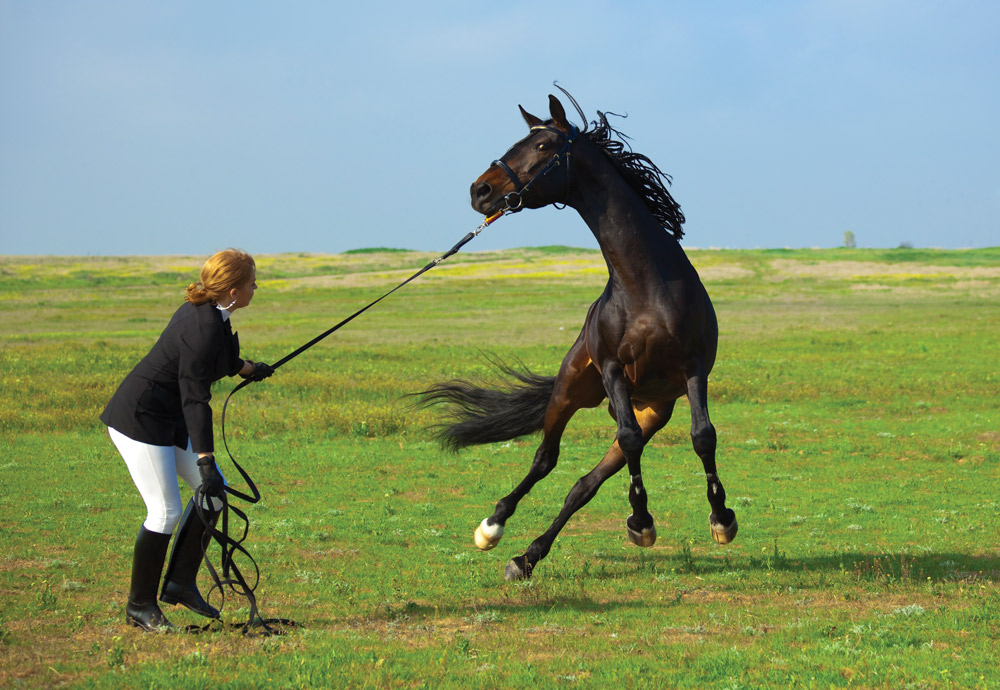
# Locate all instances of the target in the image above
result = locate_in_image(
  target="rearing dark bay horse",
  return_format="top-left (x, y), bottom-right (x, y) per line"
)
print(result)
top-left (420, 92), bottom-right (738, 580)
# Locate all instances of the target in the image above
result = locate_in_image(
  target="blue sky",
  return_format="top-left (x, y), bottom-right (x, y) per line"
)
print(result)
top-left (2, 0), bottom-right (998, 255)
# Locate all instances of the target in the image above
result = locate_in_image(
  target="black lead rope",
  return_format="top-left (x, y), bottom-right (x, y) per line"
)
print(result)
top-left (183, 487), bottom-right (296, 636)
top-left (237, 213), bottom-right (504, 391)
top-left (192, 212), bottom-right (509, 635)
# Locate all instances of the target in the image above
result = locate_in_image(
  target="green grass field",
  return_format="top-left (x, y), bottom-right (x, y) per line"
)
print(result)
top-left (1, 246), bottom-right (998, 689)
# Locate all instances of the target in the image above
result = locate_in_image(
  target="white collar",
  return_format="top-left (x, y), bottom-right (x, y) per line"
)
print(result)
top-left (216, 303), bottom-right (233, 322)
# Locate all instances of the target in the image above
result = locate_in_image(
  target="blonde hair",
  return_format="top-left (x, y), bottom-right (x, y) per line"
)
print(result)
top-left (185, 249), bottom-right (256, 305)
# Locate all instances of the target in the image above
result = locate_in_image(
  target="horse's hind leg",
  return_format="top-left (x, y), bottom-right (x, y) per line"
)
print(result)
top-left (687, 363), bottom-right (738, 544)
top-left (504, 446), bottom-right (625, 580)
top-left (474, 427), bottom-right (566, 551)
top-left (474, 342), bottom-right (604, 551)
top-left (503, 399), bottom-right (673, 580)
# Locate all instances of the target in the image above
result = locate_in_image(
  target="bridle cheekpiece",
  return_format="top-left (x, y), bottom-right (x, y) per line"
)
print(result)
top-left (492, 123), bottom-right (578, 212)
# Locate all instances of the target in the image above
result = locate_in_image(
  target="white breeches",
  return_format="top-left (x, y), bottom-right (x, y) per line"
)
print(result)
top-left (108, 427), bottom-right (226, 534)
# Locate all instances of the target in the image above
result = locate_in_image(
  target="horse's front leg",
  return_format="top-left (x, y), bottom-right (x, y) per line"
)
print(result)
top-left (687, 362), bottom-right (738, 544)
top-left (602, 362), bottom-right (656, 546)
top-left (624, 401), bottom-right (674, 546)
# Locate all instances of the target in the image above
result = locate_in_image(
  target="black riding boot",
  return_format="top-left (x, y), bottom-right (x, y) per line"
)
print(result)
top-left (126, 527), bottom-right (175, 631)
top-left (159, 499), bottom-right (221, 619)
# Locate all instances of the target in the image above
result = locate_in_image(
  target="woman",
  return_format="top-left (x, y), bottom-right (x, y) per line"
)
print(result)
top-left (101, 249), bottom-right (274, 631)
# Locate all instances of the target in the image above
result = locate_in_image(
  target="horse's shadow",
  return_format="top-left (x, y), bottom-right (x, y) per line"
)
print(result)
top-left (552, 548), bottom-right (999, 581)
top-left (335, 549), bottom-right (999, 626)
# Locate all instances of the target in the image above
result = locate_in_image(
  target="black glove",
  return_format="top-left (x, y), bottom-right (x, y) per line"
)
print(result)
top-left (196, 455), bottom-right (225, 497)
top-left (241, 361), bottom-right (275, 382)
top-left (251, 362), bottom-right (275, 381)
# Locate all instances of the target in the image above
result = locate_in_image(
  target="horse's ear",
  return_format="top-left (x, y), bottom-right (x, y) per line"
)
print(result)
top-left (519, 105), bottom-right (544, 129)
top-left (548, 95), bottom-right (569, 130)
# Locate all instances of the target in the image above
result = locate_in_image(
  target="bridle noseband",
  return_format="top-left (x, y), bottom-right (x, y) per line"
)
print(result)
top-left (492, 124), bottom-right (578, 212)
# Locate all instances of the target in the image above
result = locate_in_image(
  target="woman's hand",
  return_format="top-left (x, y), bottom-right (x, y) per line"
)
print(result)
top-left (249, 362), bottom-right (274, 381)
top-left (240, 360), bottom-right (274, 382)
top-left (196, 454), bottom-right (225, 497)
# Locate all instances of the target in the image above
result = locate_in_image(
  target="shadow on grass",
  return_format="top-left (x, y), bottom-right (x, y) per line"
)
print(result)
top-left (314, 594), bottom-right (654, 629)
top-left (306, 551), bottom-right (1000, 628)
top-left (564, 548), bottom-right (1000, 583)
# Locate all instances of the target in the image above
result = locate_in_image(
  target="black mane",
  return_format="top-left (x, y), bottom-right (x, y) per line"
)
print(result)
top-left (583, 111), bottom-right (686, 240)
top-left (556, 87), bottom-right (685, 240)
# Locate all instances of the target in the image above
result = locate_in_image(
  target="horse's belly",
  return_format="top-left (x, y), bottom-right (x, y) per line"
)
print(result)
top-left (632, 377), bottom-right (686, 404)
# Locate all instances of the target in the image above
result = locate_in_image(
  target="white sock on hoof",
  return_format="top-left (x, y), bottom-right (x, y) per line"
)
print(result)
top-left (474, 518), bottom-right (504, 550)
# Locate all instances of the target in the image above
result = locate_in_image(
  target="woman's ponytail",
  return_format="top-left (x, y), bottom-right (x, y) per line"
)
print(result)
top-left (185, 281), bottom-right (212, 305)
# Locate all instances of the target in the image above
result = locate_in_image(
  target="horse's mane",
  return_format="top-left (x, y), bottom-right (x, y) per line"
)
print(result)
top-left (558, 88), bottom-right (686, 240)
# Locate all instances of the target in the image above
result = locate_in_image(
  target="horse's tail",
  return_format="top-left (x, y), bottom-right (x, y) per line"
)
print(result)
top-left (415, 357), bottom-right (555, 451)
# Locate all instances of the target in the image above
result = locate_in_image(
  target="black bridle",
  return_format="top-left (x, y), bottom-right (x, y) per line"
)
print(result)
top-left (492, 124), bottom-right (578, 212)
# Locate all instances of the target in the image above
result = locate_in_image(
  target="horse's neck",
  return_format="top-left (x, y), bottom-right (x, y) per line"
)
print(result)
top-left (568, 155), bottom-right (688, 287)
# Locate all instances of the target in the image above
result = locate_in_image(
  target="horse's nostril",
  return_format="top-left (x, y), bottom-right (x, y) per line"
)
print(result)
top-left (475, 182), bottom-right (492, 199)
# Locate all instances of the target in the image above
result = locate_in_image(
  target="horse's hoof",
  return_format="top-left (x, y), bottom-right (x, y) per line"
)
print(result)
top-left (474, 518), bottom-right (503, 551)
top-left (709, 511), bottom-right (738, 544)
top-left (626, 523), bottom-right (657, 547)
top-left (504, 557), bottom-right (532, 581)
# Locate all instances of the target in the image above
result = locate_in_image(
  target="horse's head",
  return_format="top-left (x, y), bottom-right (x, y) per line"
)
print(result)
top-left (471, 95), bottom-right (579, 216)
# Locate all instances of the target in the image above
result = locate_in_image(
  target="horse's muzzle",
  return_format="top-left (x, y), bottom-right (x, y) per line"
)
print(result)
top-left (471, 180), bottom-right (500, 215)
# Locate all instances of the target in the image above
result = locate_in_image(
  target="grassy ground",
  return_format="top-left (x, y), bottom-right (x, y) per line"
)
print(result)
top-left (1, 246), bottom-right (998, 688)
